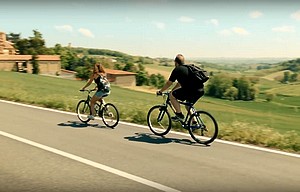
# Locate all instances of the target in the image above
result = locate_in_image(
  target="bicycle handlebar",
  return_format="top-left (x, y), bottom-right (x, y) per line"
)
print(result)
top-left (79, 88), bottom-right (97, 93)
top-left (156, 91), bottom-right (170, 96)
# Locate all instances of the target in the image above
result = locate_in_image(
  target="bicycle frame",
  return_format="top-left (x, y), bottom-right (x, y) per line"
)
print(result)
top-left (77, 89), bottom-right (120, 128)
top-left (148, 91), bottom-right (218, 145)
top-left (80, 89), bottom-right (105, 115)
top-left (161, 92), bottom-right (200, 129)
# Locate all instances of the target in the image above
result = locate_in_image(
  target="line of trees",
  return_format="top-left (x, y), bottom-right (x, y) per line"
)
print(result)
top-left (282, 71), bottom-right (298, 83)
top-left (206, 74), bottom-right (259, 101)
top-left (7, 30), bottom-right (53, 74)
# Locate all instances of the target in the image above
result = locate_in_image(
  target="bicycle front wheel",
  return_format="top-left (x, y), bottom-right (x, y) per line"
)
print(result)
top-left (102, 103), bottom-right (119, 128)
top-left (188, 111), bottom-right (218, 145)
top-left (147, 105), bottom-right (171, 136)
top-left (76, 100), bottom-right (91, 123)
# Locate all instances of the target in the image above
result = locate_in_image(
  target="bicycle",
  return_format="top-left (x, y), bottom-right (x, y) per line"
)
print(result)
top-left (147, 91), bottom-right (218, 145)
top-left (76, 89), bottom-right (119, 128)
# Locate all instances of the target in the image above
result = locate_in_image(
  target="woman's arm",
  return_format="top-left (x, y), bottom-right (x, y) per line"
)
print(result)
top-left (81, 74), bottom-right (94, 90)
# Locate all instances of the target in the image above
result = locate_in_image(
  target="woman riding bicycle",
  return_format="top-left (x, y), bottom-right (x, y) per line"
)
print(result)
top-left (80, 63), bottom-right (111, 120)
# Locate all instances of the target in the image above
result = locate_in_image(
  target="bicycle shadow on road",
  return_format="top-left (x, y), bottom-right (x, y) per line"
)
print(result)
top-left (57, 120), bottom-right (108, 129)
top-left (124, 132), bottom-right (209, 147)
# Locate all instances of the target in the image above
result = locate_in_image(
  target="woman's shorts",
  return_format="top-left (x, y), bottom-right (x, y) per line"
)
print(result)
top-left (94, 90), bottom-right (110, 98)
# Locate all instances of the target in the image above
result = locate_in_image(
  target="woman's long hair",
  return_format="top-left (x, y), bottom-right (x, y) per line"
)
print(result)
top-left (93, 63), bottom-right (105, 74)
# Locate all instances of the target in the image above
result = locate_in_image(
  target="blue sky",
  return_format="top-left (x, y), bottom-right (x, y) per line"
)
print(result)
top-left (1, 0), bottom-right (300, 58)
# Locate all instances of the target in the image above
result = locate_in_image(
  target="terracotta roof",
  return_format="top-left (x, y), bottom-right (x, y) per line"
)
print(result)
top-left (0, 55), bottom-right (60, 61)
top-left (105, 68), bottom-right (136, 75)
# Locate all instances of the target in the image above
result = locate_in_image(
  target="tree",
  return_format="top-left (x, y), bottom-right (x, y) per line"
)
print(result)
top-left (136, 71), bottom-right (149, 86)
top-left (75, 66), bottom-right (90, 80)
top-left (12, 30), bottom-right (51, 55)
top-left (123, 62), bottom-right (136, 72)
top-left (282, 71), bottom-right (290, 83)
top-left (6, 33), bottom-right (21, 46)
top-left (149, 74), bottom-right (158, 87)
top-left (290, 73), bottom-right (298, 82)
top-left (155, 74), bottom-right (166, 88)
top-left (53, 44), bottom-right (63, 55)
top-left (16, 38), bottom-right (31, 54)
top-left (224, 87), bottom-right (238, 101)
top-left (206, 74), bottom-right (232, 98)
top-left (234, 76), bottom-right (257, 101)
top-left (31, 54), bottom-right (39, 74)
top-left (74, 56), bottom-right (97, 79)
top-left (60, 49), bottom-right (78, 70)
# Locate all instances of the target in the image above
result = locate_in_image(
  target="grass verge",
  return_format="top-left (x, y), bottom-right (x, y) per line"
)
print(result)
top-left (0, 71), bottom-right (299, 154)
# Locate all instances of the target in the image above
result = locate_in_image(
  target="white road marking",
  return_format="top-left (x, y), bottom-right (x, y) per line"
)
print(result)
top-left (1, 99), bottom-right (299, 159)
top-left (0, 130), bottom-right (181, 192)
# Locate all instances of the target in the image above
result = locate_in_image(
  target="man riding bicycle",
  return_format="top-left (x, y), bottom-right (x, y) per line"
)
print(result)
top-left (157, 54), bottom-right (204, 121)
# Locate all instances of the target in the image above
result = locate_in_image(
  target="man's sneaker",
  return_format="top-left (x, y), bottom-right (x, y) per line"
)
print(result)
top-left (190, 121), bottom-right (201, 130)
top-left (87, 115), bottom-right (95, 120)
top-left (171, 113), bottom-right (184, 122)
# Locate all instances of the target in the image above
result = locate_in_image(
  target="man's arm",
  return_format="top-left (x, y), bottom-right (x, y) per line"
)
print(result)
top-left (171, 82), bottom-right (181, 91)
top-left (158, 80), bottom-right (173, 94)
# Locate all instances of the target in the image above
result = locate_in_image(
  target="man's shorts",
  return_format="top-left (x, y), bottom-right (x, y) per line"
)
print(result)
top-left (172, 88), bottom-right (204, 104)
top-left (94, 90), bottom-right (110, 98)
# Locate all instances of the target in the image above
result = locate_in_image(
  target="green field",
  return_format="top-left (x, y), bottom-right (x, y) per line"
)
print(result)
top-left (0, 71), bottom-right (299, 153)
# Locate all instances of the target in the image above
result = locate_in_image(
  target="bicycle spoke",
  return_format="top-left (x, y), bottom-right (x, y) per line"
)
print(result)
top-left (147, 105), bottom-right (171, 136)
top-left (102, 103), bottom-right (119, 128)
top-left (188, 111), bottom-right (218, 145)
top-left (76, 100), bottom-right (91, 123)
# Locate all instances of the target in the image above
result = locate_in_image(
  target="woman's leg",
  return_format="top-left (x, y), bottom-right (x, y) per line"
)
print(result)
top-left (90, 95), bottom-right (100, 116)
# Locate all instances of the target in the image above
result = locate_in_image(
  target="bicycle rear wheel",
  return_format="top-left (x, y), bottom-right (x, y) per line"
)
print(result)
top-left (101, 103), bottom-right (119, 128)
top-left (188, 111), bottom-right (218, 145)
top-left (147, 105), bottom-right (171, 136)
top-left (76, 100), bottom-right (91, 123)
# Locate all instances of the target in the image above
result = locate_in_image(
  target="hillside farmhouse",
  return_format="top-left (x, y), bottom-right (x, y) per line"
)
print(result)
top-left (105, 68), bottom-right (136, 87)
top-left (0, 31), bottom-right (61, 75)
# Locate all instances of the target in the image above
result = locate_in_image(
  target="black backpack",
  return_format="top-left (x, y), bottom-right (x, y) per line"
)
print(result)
top-left (184, 64), bottom-right (209, 84)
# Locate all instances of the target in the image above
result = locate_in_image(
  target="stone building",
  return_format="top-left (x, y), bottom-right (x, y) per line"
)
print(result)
top-left (0, 31), bottom-right (61, 75)
top-left (105, 68), bottom-right (136, 87)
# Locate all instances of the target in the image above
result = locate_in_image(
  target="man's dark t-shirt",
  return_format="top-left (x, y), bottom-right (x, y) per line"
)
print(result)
top-left (169, 65), bottom-right (203, 92)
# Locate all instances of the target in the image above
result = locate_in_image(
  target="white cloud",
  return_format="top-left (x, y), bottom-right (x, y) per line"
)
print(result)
top-left (178, 16), bottom-right (195, 23)
top-left (272, 26), bottom-right (295, 33)
top-left (231, 27), bottom-right (250, 35)
top-left (55, 25), bottom-right (73, 32)
top-left (249, 11), bottom-right (263, 19)
top-left (219, 27), bottom-right (250, 36)
top-left (291, 10), bottom-right (300, 21)
top-left (78, 28), bottom-right (95, 38)
top-left (206, 19), bottom-right (219, 26)
top-left (153, 22), bottom-right (166, 30)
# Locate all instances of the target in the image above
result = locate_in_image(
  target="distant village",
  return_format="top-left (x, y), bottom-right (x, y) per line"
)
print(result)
top-left (0, 31), bottom-right (136, 87)
top-left (0, 31), bottom-right (61, 75)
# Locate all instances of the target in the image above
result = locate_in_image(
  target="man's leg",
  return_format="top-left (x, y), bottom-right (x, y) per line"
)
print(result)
top-left (170, 89), bottom-right (185, 121)
top-left (170, 91), bottom-right (181, 113)
top-left (187, 90), bottom-right (204, 123)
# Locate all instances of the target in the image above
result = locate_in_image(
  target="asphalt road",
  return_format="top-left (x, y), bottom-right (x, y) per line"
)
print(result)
top-left (0, 100), bottom-right (299, 192)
